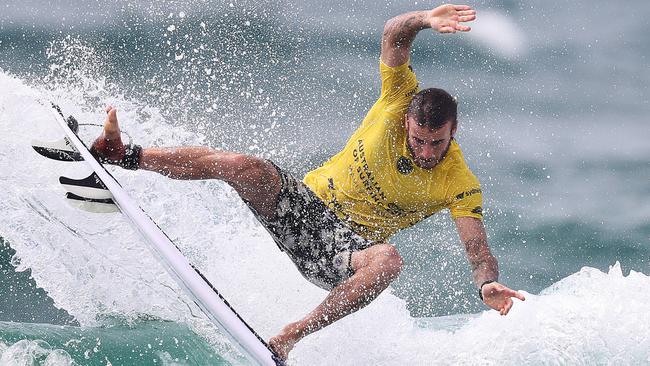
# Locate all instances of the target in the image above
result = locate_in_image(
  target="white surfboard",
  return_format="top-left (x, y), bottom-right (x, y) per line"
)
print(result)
top-left (32, 103), bottom-right (284, 366)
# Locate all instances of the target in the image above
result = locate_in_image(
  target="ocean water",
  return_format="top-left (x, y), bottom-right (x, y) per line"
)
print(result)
top-left (0, 0), bottom-right (648, 364)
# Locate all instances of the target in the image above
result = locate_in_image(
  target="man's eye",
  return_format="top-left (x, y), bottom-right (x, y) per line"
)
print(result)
top-left (415, 138), bottom-right (425, 144)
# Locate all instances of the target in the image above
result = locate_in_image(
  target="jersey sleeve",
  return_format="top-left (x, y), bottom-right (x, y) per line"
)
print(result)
top-left (448, 175), bottom-right (484, 221)
top-left (378, 59), bottom-right (419, 113)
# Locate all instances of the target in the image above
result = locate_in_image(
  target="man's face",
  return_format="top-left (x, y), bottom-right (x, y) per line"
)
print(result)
top-left (405, 115), bottom-right (457, 169)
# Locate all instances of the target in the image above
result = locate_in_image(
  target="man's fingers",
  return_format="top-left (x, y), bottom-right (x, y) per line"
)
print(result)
top-left (453, 5), bottom-right (473, 11)
top-left (500, 287), bottom-right (526, 301)
top-left (508, 289), bottom-right (526, 301)
top-left (457, 10), bottom-right (476, 16)
top-left (499, 300), bottom-right (511, 316)
top-left (456, 24), bottom-right (471, 32)
top-left (458, 15), bottom-right (476, 22)
top-left (487, 286), bottom-right (524, 315)
top-left (502, 300), bottom-right (513, 315)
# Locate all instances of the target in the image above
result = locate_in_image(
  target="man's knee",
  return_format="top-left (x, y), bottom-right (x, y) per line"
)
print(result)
top-left (372, 244), bottom-right (403, 280)
top-left (226, 154), bottom-right (278, 187)
top-left (224, 154), bottom-right (281, 218)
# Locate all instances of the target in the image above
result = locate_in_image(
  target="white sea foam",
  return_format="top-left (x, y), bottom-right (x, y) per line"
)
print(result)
top-left (286, 263), bottom-right (650, 365)
top-left (1, 64), bottom-right (649, 365)
top-left (0, 340), bottom-right (75, 366)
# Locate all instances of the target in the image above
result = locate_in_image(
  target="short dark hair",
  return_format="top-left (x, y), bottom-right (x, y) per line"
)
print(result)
top-left (406, 88), bottom-right (457, 130)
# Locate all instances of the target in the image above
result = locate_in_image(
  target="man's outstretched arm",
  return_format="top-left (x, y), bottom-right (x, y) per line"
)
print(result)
top-left (381, 4), bottom-right (476, 67)
top-left (455, 217), bottom-right (499, 287)
top-left (455, 217), bottom-right (526, 315)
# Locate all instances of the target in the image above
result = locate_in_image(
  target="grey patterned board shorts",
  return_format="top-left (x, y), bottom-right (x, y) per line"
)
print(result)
top-left (242, 161), bottom-right (374, 291)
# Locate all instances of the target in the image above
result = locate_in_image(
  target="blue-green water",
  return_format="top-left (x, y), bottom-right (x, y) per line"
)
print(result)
top-left (0, 0), bottom-right (648, 364)
top-left (0, 319), bottom-right (225, 365)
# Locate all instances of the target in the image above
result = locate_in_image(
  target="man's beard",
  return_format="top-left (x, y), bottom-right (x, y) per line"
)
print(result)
top-left (407, 140), bottom-right (452, 170)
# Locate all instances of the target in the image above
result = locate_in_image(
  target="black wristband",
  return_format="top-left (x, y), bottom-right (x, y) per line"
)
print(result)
top-left (92, 144), bottom-right (142, 170)
top-left (120, 144), bottom-right (142, 170)
top-left (478, 280), bottom-right (495, 301)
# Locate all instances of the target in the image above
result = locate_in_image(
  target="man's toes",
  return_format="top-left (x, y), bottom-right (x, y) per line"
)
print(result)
top-left (103, 108), bottom-right (121, 136)
top-left (108, 108), bottom-right (118, 123)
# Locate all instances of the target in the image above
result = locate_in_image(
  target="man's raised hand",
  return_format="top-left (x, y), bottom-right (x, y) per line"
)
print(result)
top-left (429, 4), bottom-right (477, 34)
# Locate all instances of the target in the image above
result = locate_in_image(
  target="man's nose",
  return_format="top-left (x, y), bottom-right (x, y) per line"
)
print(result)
top-left (420, 145), bottom-right (436, 160)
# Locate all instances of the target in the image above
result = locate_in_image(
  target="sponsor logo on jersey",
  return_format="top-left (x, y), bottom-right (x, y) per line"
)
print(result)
top-left (396, 156), bottom-right (414, 175)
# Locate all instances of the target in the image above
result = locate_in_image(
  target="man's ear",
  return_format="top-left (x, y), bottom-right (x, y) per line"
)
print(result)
top-left (404, 114), bottom-right (409, 129)
top-left (451, 122), bottom-right (458, 138)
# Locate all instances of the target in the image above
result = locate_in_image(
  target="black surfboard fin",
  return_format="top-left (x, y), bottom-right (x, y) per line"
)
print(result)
top-left (31, 137), bottom-right (84, 162)
top-left (59, 173), bottom-right (119, 213)
top-left (60, 173), bottom-right (109, 192)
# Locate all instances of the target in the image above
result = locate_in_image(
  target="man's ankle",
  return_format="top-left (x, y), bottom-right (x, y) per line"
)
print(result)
top-left (282, 321), bottom-right (307, 341)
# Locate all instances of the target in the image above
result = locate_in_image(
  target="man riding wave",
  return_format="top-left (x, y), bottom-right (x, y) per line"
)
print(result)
top-left (91, 4), bottom-right (525, 361)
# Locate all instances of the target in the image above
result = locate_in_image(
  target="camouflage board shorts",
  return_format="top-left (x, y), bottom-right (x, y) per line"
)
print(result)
top-left (243, 161), bottom-right (374, 291)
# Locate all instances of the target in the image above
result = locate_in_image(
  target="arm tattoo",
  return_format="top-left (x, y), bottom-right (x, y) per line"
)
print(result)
top-left (383, 12), bottom-right (429, 50)
top-left (464, 237), bottom-right (499, 289)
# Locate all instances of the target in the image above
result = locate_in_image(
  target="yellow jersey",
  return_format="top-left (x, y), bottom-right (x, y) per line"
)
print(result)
top-left (303, 60), bottom-right (483, 242)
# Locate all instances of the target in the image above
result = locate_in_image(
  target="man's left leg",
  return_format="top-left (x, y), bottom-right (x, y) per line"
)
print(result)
top-left (269, 243), bottom-right (403, 359)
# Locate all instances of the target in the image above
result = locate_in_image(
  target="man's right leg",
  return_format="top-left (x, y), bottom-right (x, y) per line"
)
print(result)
top-left (93, 106), bottom-right (282, 218)
top-left (141, 148), bottom-right (283, 218)
top-left (97, 105), bottom-right (282, 218)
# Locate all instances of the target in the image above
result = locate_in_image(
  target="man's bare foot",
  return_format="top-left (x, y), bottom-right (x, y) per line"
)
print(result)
top-left (91, 105), bottom-right (125, 160)
top-left (268, 322), bottom-right (303, 361)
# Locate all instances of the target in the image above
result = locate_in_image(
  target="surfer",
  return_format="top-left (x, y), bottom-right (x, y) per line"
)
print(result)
top-left (91, 3), bottom-right (525, 360)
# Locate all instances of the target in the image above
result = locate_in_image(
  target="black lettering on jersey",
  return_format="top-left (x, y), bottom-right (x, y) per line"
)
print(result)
top-left (405, 85), bottom-right (418, 98)
top-left (387, 202), bottom-right (406, 216)
top-left (353, 139), bottom-right (388, 205)
top-left (456, 187), bottom-right (482, 200)
top-left (471, 206), bottom-right (483, 215)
